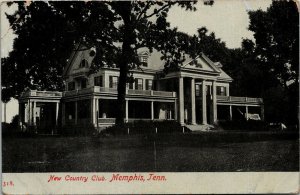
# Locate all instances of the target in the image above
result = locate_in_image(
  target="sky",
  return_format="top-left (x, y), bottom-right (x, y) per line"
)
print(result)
top-left (1, 0), bottom-right (272, 123)
top-left (167, 0), bottom-right (272, 48)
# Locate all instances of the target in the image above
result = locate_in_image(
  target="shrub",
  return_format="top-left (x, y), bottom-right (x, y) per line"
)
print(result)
top-left (10, 115), bottom-right (19, 129)
top-left (61, 123), bottom-right (97, 136)
top-left (216, 120), bottom-right (268, 131)
top-left (101, 120), bottom-right (185, 136)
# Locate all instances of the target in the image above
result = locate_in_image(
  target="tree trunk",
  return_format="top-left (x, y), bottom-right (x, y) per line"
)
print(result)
top-left (115, 50), bottom-right (129, 127)
top-left (115, 7), bottom-right (132, 128)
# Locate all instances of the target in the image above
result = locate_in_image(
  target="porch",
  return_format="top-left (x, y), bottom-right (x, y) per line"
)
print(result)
top-left (63, 86), bottom-right (176, 99)
top-left (217, 95), bottom-right (264, 121)
top-left (63, 98), bottom-right (176, 127)
top-left (18, 90), bottom-right (62, 133)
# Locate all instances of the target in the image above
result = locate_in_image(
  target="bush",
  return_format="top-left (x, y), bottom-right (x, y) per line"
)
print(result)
top-left (216, 120), bottom-right (268, 131)
top-left (2, 122), bottom-right (11, 134)
top-left (101, 120), bottom-right (185, 136)
top-left (61, 123), bottom-right (97, 136)
top-left (10, 115), bottom-right (19, 129)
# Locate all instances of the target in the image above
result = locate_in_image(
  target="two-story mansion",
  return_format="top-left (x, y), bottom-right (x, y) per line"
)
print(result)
top-left (18, 46), bottom-right (264, 133)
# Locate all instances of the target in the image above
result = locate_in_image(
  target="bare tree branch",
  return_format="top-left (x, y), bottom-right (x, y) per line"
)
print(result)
top-left (143, 3), bottom-right (173, 19)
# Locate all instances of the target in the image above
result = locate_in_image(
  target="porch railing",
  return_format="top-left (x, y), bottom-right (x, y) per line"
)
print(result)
top-left (97, 118), bottom-right (174, 124)
top-left (128, 89), bottom-right (151, 96)
top-left (97, 118), bottom-right (116, 124)
top-left (64, 86), bottom-right (176, 98)
top-left (21, 90), bottom-right (62, 98)
top-left (152, 91), bottom-right (175, 97)
top-left (217, 95), bottom-right (263, 104)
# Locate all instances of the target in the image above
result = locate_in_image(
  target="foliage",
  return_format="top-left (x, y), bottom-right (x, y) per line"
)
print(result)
top-left (242, 1), bottom-right (299, 125)
top-left (247, 1), bottom-right (299, 86)
top-left (10, 114), bottom-right (19, 129)
top-left (101, 120), bottom-right (185, 135)
top-left (1, 1), bottom-right (117, 102)
top-left (2, 1), bottom-right (203, 126)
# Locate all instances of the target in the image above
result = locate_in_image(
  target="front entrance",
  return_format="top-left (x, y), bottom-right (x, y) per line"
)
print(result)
top-left (36, 102), bottom-right (56, 134)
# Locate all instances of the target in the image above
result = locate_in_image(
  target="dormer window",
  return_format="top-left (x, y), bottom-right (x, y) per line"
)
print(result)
top-left (79, 59), bottom-right (88, 68)
top-left (141, 56), bottom-right (148, 67)
top-left (139, 52), bottom-right (149, 67)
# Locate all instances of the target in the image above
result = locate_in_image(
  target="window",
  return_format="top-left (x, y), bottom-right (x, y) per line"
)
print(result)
top-left (79, 59), bottom-right (88, 68)
top-left (145, 79), bottom-right (153, 90)
top-left (109, 76), bottom-right (118, 89)
top-left (140, 56), bottom-right (148, 67)
top-left (206, 85), bottom-right (211, 95)
top-left (94, 76), bottom-right (103, 87)
top-left (195, 84), bottom-right (201, 96)
top-left (81, 79), bottom-right (87, 89)
top-left (217, 86), bottom-right (226, 96)
top-left (68, 82), bottom-right (75, 91)
top-left (129, 82), bottom-right (134, 89)
top-left (135, 78), bottom-right (143, 90)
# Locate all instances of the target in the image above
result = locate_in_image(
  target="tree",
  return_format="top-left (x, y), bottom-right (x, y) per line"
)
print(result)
top-left (2, 1), bottom-right (118, 102)
top-left (247, 0), bottom-right (299, 88)
top-left (241, 0), bottom-right (299, 125)
top-left (103, 1), bottom-right (201, 126)
top-left (3, 1), bottom-right (217, 128)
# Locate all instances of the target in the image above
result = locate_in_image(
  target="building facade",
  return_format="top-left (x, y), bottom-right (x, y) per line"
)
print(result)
top-left (18, 47), bottom-right (264, 133)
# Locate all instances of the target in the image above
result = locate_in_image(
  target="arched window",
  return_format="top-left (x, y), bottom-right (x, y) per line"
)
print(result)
top-left (79, 59), bottom-right (88, 68)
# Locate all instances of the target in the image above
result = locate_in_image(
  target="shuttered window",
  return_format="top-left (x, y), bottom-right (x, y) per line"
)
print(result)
top-left (109, 76), bottom-right (118, 89)
top-left (217, 86), bottom-right (226, 96)
top-left (94, 76), bottom-right (103, 87)
top-left (145, 79), bottom-right (153, 90)
top-left (68, 82), bottom-right (75, 91)
top-left (195, 84), bottom-right (201, 96)
top-left (135, 78), bottom-right (143, 90)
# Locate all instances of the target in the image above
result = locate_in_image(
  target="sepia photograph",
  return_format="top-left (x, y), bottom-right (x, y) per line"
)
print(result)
top-left (1, 0), bottom-right (299, 194)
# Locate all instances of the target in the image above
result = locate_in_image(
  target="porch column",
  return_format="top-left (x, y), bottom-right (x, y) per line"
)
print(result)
top-left (18, 102), bottom-right (22, 129)
top-left (226, 86), bottom-right (230, 96)
top-left (245, 106), bottom-right (249, 121)
top-left (179, 77), bottom-right (184, 125)
top-left (151, 101), bottom-right (154, 120)
top-left (95, 98), bottom-right (99, 125)
top-left (25, 100), bottom-right (29, 124)
top-left (229, 105), bottom-right (233, 121)
top-left (91, 98), bottom-right (95, 125)
top-left (211, 80), bottom-right (217, 124)
top-left (28, 100), bottom-right (32, 125)
top-left (261, 104), bottom-right (264, 121)
top-left (32, 101), bottom-right (36, 126)
top-left (125, 100), bottom-right (128, 122)
top-left (75, 101), bottom-right (78, 125)
top-left (191, 78), bottom-right (196, 125)
top-left (55, 102), bottom-right (59, 125)
top-left (174, 100), bottom-right (178, 120)
top-left (202, 80), bottom-right (207, 124)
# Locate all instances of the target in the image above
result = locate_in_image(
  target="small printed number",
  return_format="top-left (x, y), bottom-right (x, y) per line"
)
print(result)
top-left (3, 181), bottom-right (14, 187)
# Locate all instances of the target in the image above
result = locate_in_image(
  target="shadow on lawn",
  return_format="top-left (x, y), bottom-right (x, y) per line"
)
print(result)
top-left (2, 131), bottom-right (299, 172)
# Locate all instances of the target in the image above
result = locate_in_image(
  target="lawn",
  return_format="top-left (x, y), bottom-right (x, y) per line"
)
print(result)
top-left (2, 131), bottom-right (299, 172)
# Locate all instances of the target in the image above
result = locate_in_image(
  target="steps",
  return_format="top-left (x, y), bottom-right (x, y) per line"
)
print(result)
top-left (185, 124), bottom-right (215, 132)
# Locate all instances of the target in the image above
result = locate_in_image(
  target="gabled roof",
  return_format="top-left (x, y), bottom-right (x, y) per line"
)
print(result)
top-left (64, 45), bottom-right (233, 82)
top-left (63, 44), bottom-right (95, 78)
top-left (180, 53), bottom-right (221, 74)
top-left (138, 51), bottom-right (150, 56)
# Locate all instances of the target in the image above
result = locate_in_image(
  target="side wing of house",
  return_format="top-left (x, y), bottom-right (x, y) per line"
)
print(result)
top-left (63, 46), bottom-right (97, 91)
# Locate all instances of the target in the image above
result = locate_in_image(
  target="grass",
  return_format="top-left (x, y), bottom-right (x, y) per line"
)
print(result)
top-left (2, 131), bottom-right (299, 172)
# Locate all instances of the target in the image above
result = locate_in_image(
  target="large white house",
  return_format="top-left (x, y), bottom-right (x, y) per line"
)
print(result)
top-left (18, 46), bottom-right (264, 133)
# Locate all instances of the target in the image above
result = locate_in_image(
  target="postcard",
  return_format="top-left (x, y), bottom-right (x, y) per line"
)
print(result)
top-left (1, 0), bottom-right (299, 194)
